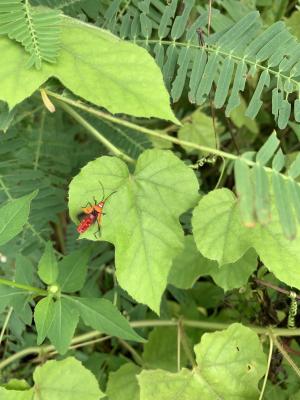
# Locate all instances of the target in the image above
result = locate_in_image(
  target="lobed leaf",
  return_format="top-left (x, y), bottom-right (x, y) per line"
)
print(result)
top-left (69, 150), bottom-right (199, 313)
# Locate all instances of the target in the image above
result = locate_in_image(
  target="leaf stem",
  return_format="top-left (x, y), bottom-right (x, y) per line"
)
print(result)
top-left (0, 278), bottom-right (47, 296)
top-left (270, 332), bottom-right (300, 378)
top-left (258, 334), bottom-right (273, 400)
top-left (2, 319), bottom-right (300, 370)
top-left (56, 100), bottom-right (135, 164)
top-left (0, 307), bottom-right (13, 345)
top-left (178, 319), bottom-right (196, 368)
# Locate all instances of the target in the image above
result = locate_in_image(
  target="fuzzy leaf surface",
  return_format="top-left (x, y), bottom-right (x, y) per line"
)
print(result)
top-left (0, 17), bottom-right (176, 122)
top-left (69, 150), bottom-right (199, 312)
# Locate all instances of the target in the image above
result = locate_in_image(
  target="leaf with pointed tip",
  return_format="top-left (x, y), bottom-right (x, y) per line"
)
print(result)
top-left (38, 241), bottom-right (58, 285)
top-left (47, 298), bottom-right (79, 354)
top-left (69, 150), bottom-right (199, 312)
top-left (34, 296), bottom-right (55, 345)
top-left (0, 17), bottom-right (177, 122)
top-left (0, 191), bottom-right (37, 246)
top-left (57, 248), bottom-right (91, 293)
top-left (67, 296), bottom-right (144, 342)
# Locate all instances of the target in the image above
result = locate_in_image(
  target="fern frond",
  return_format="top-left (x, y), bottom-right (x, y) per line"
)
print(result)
top-left (0, 0), bottom-right (61, 69)
top-left (234, 132), bottom-right (300, 240)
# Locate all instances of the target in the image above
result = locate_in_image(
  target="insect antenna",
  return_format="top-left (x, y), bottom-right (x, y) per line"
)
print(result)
top-left (98, 180), bottom-right (105, 201)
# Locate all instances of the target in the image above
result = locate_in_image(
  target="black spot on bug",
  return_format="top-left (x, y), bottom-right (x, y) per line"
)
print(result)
top-left (247, 364), bottom-right (252, 371)
top-left (236, 346), bottom-right (239, 351)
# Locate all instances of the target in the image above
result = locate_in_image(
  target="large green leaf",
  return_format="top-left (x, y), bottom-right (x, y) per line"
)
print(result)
top-left (0, 191), bottom-right (37, 246)
top-left (33, 357), bottom-right (104, 399)
top-left (168, 235), bottom-right (257, 291)
top-left (192, 189), bottom-right (300, 290)
top-left (69, 150), bottom-right (199, 312)
top-left (0, 357), bottom-right (104, 399)
top-left (138, 323), bottom-right (266, 400)
top-left (0, 16), bottom-right (177, 122)
top-left (66, 296), bottom-right (144, 342)
top-left (106, 363), bottom-right (141, 400)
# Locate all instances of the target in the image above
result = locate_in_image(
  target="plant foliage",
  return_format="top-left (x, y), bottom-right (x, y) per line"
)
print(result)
top-left (1, 1), bottom-right (300, 398)
top-left (0, 0), bottom-right (61, 69)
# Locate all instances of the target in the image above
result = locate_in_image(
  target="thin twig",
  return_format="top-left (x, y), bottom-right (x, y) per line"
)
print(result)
top-left (254, 278), bottom-right (300, 300)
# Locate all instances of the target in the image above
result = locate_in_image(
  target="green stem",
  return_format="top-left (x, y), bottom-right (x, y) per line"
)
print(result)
top-left (270, 332), bottom-right (300, 378)
top-left (0, 278), bottom-right (47, 296)
top-left (258, 334), bottom-right (273, 400)
top-left (0, 307), bottom-right (13, 345)
top-left (178, 319), bottom-right (196, 368)
top-left (56, 100), bottom-right (134, 164)
top-left (2, 319), bottom-right (300, 370)
top-left (118, 338), bottom-right (144, 367)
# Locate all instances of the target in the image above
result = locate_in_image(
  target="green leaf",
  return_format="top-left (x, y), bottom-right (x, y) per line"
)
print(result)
top-left (254, 165), bottom-right (271, 224)
top-left (0, 16), bottom-right (177, 122)
top-left (33, 357), bottom-right (105, 399)
top-left (192, 188), bottom-right (300, 290)
top-left (0, 191), bottom-right (37, 246)
top-left (34, 296), bottom-right (55, 345)
top-left (0, 1), bottom-right (61, 69)
top-left (47, 297), bottom-right (79, 354)
top-left (106, 363), bottom-right (141, 400)
top-left (178, 110), bottom-right (217, 155)
top-left (138, 323), bottom-right (266, 400)
top-left (234, 159), bottom-right (256, 227)
top-left (272, 173), bottom-right (297, 239)
top-left (168, 235), bottom-right (257, 292)
top-left (38, 241), bottom-right (58, 285)
top-left (168, 235), bottom-right (214, 289)
top-left (256, 131), bottom-right (280, 166)
top-left (15, 254), bottom-right (34, 286)
top-left (209, 249), bottom-right (257, 292)
top-left (0, 388), bottom-right (33, 400)
top-left (143, 326), bottom-right (187, 371)
top-left (57, 247), bottom-right (90, 293)
top-left (67, 296), bottom-right (144, 342)
top-left (192, 189), bottom-right (250, 265)
top-left (0, 286), bottom-right (28, 313)
top-left (69, 150), bottom-right (199, 312)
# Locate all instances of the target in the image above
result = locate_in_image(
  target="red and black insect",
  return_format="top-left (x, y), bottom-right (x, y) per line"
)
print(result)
top-left (77, 182), bottom-right (116, 236)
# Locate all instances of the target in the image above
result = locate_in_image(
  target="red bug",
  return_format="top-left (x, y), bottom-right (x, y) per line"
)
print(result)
top-left (77, 182), bottom-right (116, 236)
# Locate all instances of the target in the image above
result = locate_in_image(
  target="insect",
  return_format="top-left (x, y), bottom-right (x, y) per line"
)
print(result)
top-left (77, 182), bottom-right (116, 236)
